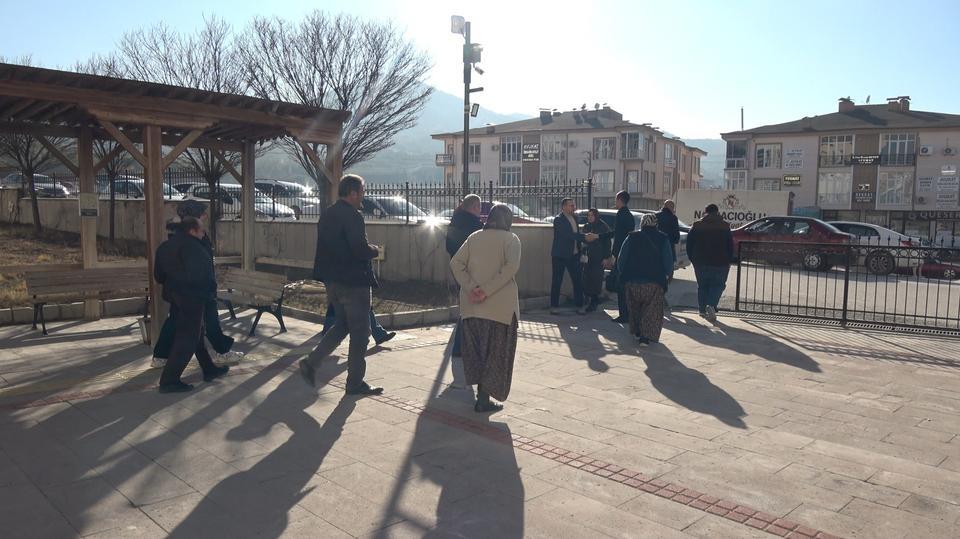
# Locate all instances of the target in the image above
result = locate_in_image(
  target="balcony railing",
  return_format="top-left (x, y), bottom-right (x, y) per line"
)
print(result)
top-left (621, 147), bottom-right (642, 160)
top-left (725, 158), bottom-right (746, 169)
top-left (819, 155), bottom-right (852, 167)
top-left (880, 153), bottom-right (916, 166)
top-left (435, 154), bottom-right (455, 166)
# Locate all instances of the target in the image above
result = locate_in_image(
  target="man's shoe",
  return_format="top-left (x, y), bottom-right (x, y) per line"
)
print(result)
top-left (611, 316), bottom-right (627, 323)
top-left (298, 360), bottom-right (316, 388)
top-left (474, 400), bottom-right (504, 413)
top-left (203, 366), bottom-right (230, 383)
top-left (705, 305), bottom-right (717, 323)
top-left (374, 331), bottom-right (397, 345)
top-left (345, 383), bottom-right (384, 396)
top-left (150, 357), bottom-right (167, 369)
top-left (158, 382), bottom-right (193, 394)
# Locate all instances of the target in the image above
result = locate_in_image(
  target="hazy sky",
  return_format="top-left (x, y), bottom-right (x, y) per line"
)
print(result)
top-left (2, 0), bottom-right (958, 138)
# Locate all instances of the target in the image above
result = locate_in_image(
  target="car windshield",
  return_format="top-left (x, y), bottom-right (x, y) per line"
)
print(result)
top-left (374, 197), bottom-right (427, 217)
top-left (818, 220), bottom-right (844, 234)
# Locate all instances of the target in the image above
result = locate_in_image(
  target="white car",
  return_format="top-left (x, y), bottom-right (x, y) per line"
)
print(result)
top-left (828, 221), bottom-right (926, 274)
top-left (96, 176), bottom-right (184, 200)
top-left (574, 208), bottom-right (691, 270)
top-left (254, 179), bottom-right (322, 219)
top-left (180, 183), bottom-right (297, 221)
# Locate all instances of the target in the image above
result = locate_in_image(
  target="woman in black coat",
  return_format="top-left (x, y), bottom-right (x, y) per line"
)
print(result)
top-left (581, 208), bottom-right (612, 312)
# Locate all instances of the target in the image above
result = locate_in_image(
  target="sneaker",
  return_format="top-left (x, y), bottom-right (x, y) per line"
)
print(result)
top-left (150, 357), bottom-right (167, 369)
top-left (374, 331), bottom-right (397, 346)
top-left (705, 305), bottom-right (717, 323)
top-left (214, 351), bottom-right (244, 366)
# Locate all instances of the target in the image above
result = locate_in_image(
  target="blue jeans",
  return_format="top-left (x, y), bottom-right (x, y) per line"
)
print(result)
top-left (694, 265), bottom-right (729, 313)
top-left (324, 303), bottom-right (388, 342)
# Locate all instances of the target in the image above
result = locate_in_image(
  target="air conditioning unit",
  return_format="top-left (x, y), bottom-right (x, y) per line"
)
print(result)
top-left (491, 144), bottom-right (499, 151)
top-left (569, 140), bottom-right (578, 148)
top-left (918, 196), bottom-right (927, 204)
top-left (945, 147), bottom-right (957, 156)
top-left (920, 145), bottom-right (934, 156)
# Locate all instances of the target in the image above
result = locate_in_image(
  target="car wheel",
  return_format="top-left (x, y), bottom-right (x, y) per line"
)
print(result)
top-left (944, 268), bottom-right (958, 280)
top-left (802, 251), bottom-right (826, 271)
top-left (864, 250), bottom-right (895, 276)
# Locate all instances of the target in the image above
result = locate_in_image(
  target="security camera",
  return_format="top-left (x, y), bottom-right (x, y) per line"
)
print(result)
top-left (474, 65), bottom-right (484, 75)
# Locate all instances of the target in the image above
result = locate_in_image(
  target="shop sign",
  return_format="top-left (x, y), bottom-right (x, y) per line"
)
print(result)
top-left (851, 155), bottom-right (880, 165)
top-left (918, 177), bottom-right (934, 192)
top-left (786, 149), bottom-right (804, 157)
top-left (522, 143), bottom-right (540, 162)
top-left (854, 183), bottom-right (873, 203)
top-left (784, 159), bottom-right (803, 169)
top-left (937, 176), bottom-right (960, 191)
top-left (782, 174), bottom-right (801, 186)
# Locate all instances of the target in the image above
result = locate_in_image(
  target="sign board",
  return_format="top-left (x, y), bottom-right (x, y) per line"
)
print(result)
top-left (522, 143), bottom-right (540, 162)
top-left (783, 159), bottom-right (803, 169)
top-left (942, 165), bottom-right (958, 176)
top-left (78, 193), bottom-right (99, 217)
top-left (851, 155), bottom-right (880, 166)
top-left (937, 176), bottom-right (960, 191)
top-left (936, 193), bottom-right (958, 209)
top-left (786, 149), bottom-right (804, 157)
top-left (854, 183), bottom-right (874, 203)
top-left (918, 177), bottom-right (935, 192)
top-left (674, 189), bottom-right (790, 229)
top-left (435, 153), bottom-right (454, 166)
top-left (782, 174), bottom-right (801, 186)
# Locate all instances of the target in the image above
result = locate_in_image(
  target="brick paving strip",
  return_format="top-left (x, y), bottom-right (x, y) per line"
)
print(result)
top-left (0, 360), bottom-right (843, 539)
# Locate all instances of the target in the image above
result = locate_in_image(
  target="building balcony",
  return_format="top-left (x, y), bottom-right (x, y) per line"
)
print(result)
top-left (435, 154), bottom-right (455, 166)
top-left (818, 155), bottom-right (852, 167)
top-left (725, 158), bottom-right (746, 169)
top-left (880, 153), bottom-right (916, 166)
top-left (621, 148), bottom-right (643, 160)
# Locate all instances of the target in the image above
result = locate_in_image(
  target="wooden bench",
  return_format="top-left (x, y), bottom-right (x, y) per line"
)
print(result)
top-left (25, 267), bottom-right (150, 335)
top-left (217, 268), bottom-right (289, 336)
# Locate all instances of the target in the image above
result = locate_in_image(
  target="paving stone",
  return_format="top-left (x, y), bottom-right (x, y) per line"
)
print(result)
top-left (527, 488), bottom-right (689, 538)
top-left (0, 483), bottom-right (79, 538)
top-left (683, 514), bottom-right (771, 538)
top-left (535, 462), bottom-right (641, 507)
top-left (41, 477), bottom-right (157, 536)
top-left (869, 470), bottom-right (960, 506)
top-left (619, 490), bottom-right (705, 530)
top-left (840, 498), bottom-right (960, 539)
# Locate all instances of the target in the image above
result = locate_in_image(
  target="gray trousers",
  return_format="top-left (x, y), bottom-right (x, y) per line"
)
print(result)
top-left (306, 282), bottom-right (372, 390)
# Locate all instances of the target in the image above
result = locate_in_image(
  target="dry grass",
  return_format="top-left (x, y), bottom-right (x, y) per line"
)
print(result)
top-left (284, 278), bottom-right (456, 315)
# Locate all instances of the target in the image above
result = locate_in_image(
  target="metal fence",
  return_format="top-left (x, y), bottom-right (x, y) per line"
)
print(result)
top-left (735, 240), bottom-right (960, 331)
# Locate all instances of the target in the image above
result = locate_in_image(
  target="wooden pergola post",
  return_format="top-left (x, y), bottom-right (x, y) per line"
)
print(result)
top-left (326, 135), bottom-right (344, 200)
top-left (77, 126), bottom-right (98, 319)
top-left (143, 125), bottom-right (166, 342)
top-left (241, 141), bottom-right (256, 271)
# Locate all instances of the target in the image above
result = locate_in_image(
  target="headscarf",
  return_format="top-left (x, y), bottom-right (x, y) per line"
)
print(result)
top-left (641, 213), bottom-right (658, 228)
top-left (484, 204), bottom-right (513, 231)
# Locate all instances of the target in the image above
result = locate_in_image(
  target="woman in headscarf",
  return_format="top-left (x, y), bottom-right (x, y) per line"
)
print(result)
top-left (581, 208), bottom-right (612, 312)
top-left (450, 204), bottom-right (522, 412)
top-left (616, 213), bottom-right (673, 345)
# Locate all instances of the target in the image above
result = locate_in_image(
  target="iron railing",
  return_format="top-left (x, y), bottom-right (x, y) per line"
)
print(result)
top-left (735, 240), bottom-right (960, 331)
top-left (880, 153), bottom-right (916, 166)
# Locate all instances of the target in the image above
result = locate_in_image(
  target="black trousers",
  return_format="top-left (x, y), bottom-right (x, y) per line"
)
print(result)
top-left (550, 255), bottom-right (583, 308)
top-left (153, 299), bottom-right (233, 359)
top-left (158, 294), bottom-right (218, 386)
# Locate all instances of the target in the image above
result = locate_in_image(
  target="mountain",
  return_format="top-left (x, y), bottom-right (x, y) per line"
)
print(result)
top-left (681, 138), bottom-right (726, 188)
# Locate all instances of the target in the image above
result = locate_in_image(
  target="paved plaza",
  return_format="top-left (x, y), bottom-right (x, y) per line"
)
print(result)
top-left (1, 305), bottom-right (960, 538)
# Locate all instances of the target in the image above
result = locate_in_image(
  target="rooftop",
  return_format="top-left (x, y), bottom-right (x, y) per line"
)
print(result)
top-left (433, 107), bottom-right (643, 138)
top-left (723, 104), bottom-right (960, 137)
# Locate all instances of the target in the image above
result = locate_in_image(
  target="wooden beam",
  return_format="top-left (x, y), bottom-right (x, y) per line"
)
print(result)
top-left (37, 103), bottom-right (75, 122)
top-left (241, 142), bottom-right (256, 272)
top-left (86, 105), bottom-right (216, 132)
top-left (212, 151), bottom-right (242, 183)
top-left (293, 137), bottom-right (336, 184)
top-left (160, 129), bottom-right (204, 171)
top-left (143, 125), bottom-right (166, 344)
top-left (96, 119), bottom-right (147, 167)
top-left (92, 144), bottom-right (125, 174)
top-left (78, 126), bottom-right (100, 319)
top-left (36, 136), bottom-right (80, 176)
top-left (0, 99), bottom-right (38, 119)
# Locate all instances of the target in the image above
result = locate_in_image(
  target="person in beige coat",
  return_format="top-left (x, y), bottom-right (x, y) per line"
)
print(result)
top-left (450, 204), bottom-right (522, 413)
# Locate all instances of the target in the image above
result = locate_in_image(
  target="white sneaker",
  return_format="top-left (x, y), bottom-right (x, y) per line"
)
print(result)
top-left (705, 305), bottom-right (717, 323)
top-left (150, 357), bottom-right (166, 369)
top-left (214, 351), bottom-right (244, 366)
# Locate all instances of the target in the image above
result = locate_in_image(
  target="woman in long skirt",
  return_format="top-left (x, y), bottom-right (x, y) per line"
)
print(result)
top-left (450, 204), bottom-right (522, 412)
top-left (616, 213), bottom-right (674, 345)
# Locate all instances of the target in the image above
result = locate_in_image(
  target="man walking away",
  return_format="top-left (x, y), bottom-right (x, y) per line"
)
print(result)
top-left (155, 217), bottom-right (229, 393)
top-left (597, 191), bottom-right (636, 323)
top-left (550, 197), bottom-right (594, 314)
top-left (686, 203), bottom-right (734, 324)
top-left (445, 194), bottom-right (484, 387)
top-left (300, 175), bottom-right (383, 396)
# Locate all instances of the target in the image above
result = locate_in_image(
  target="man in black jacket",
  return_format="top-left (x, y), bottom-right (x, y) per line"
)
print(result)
top-left (550, 197), bottom-right (594, 314)
top-left (686, 203), bottom-right (734, 323)
top-left (301, 175), bottom-right (383, 396)
top-left (445, 194), bottom-right (483, 364)
top-left (656, 200), bottom-right (681, 264)
top-left (155, 217), bottom-right (229, 393)
top-left (598, 191), bottom-right (636, 323)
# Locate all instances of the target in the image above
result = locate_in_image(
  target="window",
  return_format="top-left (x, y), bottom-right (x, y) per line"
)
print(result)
top-left (726, 140), bottom-right (747, 168)
top-left (446, 144), bottom-right (454, 155)
top-left (648, 140), bottom-right (657, 162)
top-left (627, 170), bottom-right (640, 192)
top-left (540, 164), bottom-right (566, 184)
top-left (820, 135), bottom-right (853, 167)
top-left (501, 136), bottom-right (521, 162)
top-left (663, 170), bottom-right (674, 195)
top-left (468, 172), bottom-right (481, 185)
top-left (818, 171), bottom-right (852, 207)
top-left (621, 132), bottom-right (642, 159)
top-left (785, 220), bottom-right (811, 235)
top-left (880, 134), bottom-right (916, 166)
top-left (682, 154), bottom-right (688, 172)
top-left (592, 170), bottom-right (615, 192)
top-left (642, 170), bottom-right (654, 193)
top-left (541, 134), bottom-right (566, 161)
top-left (593, 138), bottom-right (616, 160)
top-left (755, 143), bottom-right (781, 169)
top-left (745, 219), bottom-right (779, 234)
top-left (694, 157), bottom-right (701, 175)
top-left (725, 170), bottom-right (747, 190)
top-left (468, 143), bottom-right (481, 164)
top-left (500, 165), bottom-right (521, 186)
top-left (878, 171), bottom-right (911, 206)
top-left (754, 178), bottom-right (781, 191)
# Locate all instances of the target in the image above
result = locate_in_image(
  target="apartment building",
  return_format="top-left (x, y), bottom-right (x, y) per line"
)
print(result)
top-left (721, 97), bottom-right (960, 244)
top-left (432, 106), bottom-right (705, 207)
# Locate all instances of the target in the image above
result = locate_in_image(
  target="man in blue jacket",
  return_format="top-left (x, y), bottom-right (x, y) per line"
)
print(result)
top-left (550, 197), bottom-right (595, 314)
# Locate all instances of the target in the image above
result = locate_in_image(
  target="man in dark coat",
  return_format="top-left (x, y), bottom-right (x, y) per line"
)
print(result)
top-left (301, 175), bottom-right (383, 396)
top-left (445, 194), bottom-right (483, 363)
top-left (597, 191), bottom-right (636, 323)
top-left (550, 197), bottom-right (595, 314)
top-left (155, 217), bottom-right (229, 393)
top-left (656, 199), bottom-right (681, 264)
top-left (686, 203), bottom-right (734, 323)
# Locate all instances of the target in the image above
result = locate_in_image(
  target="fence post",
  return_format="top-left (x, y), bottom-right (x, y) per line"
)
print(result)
top-left (586, 176), bottom-right (593, 209)
top-left (487, 180), bottom-right (493, 204)
top-left (841, 243), bottom-right (852, 327)
top-left (735, 242), bottom-right (742, 312)
top-left (405, 181), bottom-right (410, 224)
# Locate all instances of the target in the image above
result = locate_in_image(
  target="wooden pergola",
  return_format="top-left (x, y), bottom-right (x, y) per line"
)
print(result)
top-left (0, 63), bottom-right (348, 341)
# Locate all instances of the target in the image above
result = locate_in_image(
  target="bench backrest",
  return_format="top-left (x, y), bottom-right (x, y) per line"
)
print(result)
top-left (220, 268), bottom-right (287, 299)
top-left (26, 267), bottom-right (149, 298)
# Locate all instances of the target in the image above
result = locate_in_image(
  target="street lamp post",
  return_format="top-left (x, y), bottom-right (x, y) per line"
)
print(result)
top-left (452, 15), bottom-right (483, 198)
top-left (582, 150), bottom-right (593, 208)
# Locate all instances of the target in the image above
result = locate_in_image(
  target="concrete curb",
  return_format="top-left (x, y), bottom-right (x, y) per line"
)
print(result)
top-left (0, 298), bottom-right (146, 327)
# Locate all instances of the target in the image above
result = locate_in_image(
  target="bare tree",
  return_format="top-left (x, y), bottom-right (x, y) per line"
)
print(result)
top-left (238, 12), bottom-right (433, 203)
top-left (79, 17), bottom-right (248, 245)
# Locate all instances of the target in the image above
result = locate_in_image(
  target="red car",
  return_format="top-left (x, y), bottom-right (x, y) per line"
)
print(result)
top-left (732, 216), bottom-right (852, 271)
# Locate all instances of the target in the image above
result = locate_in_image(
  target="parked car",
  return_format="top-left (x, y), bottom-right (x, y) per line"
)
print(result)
top-left (1, 172), bottom-right (73, 194)
top-left (254, 178), bottom-right (322, 218)
top-left (96, 177), bottom-right (185, 200)
top-left (361, 195), bottom-right (428, 222)
top-left (732, 216), bottom-right (852, 271)
top-left (34, 184), bottom-right (72, 198)
top-left (436, 201), bottom-right (542, 224)
top-left (828, 221), bottom-right (926, 275)
top-left (180, 183), bottom-right (297, 220)
top-left (573, 208), bottom-right (690, 269)
top-left (915, 260), bottom-right (960, 280)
